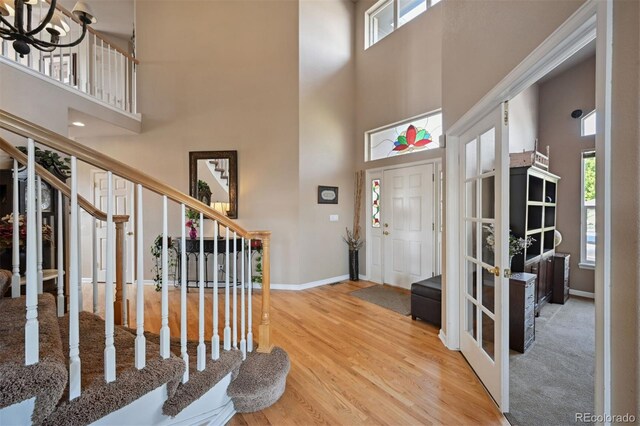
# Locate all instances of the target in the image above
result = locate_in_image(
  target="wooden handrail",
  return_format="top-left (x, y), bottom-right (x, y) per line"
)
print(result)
top-left (45, 0), bottom-right (140, 65)
top-left (0, 136), bottom-right (129, 223)
top-left (0, 109), bottom-right (250, 238)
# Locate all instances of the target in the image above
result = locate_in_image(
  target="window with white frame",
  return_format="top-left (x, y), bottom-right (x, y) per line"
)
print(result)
top-left (581, 109), bottom-right (596, 136)
top-left (580, 151), bottom-right (596, 267)
top-left (366, 0), bottom-right (441, 48)
top-left (366, 111), bottom-right (442, 161)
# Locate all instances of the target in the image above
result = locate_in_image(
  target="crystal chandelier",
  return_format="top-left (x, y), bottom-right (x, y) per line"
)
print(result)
top-left (0, 0), bottom-right (97, 57)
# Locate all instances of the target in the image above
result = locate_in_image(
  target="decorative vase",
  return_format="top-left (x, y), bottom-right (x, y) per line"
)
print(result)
top-left (509, 255), bottom-right (514, 270)
top-left (189, 226), bottom-right (197, 240)
top-left (348, 249), bottom-right (359, 281)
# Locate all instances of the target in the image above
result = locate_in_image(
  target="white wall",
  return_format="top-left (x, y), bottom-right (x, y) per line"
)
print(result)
top-left (508, 84), bottom-right (538, 154)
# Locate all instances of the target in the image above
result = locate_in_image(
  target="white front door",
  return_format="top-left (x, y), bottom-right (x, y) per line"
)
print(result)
top-left (382, 163), bottom-right (434, 289)
top-left (93, 171), bottom-right (131, 282)
top-left (458, 104), bottom-right (509, 410)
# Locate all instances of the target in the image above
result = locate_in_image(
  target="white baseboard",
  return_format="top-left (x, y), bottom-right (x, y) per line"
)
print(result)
top-left (438, 329), bottom-right (448, 348)
top-left (83, 274), bottom-right (368, 292)
top-left (569, 289), bottom-right (595, 299)
top-left (271, 275), bottom-right (350, 291)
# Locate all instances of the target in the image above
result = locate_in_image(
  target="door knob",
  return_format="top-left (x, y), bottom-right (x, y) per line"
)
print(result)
top-left (383, 231), bottom-right (390, 236)
top-left (485, 266), bottom-right (500, 277)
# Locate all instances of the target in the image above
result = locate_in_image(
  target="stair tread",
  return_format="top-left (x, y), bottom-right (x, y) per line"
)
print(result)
top-left (140, 332), bottom-right (243, 417)
top-left (227, 346), bottom-right (290, 413)
top-left (42, 311), bottom-right (185, 426)
top-left (0, 293), bottom-right (67, 424)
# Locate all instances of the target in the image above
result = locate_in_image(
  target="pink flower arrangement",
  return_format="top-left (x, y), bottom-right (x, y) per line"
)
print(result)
top-left (0, 213), bottom-right (53, 249)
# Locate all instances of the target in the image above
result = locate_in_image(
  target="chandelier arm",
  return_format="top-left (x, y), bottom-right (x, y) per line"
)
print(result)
top-left (25, 0), bottom-right (57, 37)
top-left (0, 32), bottom-right (17, 41)
top-left (31, 43), bottom-right (56, 53)
top-left (32, 23), bottom-right (87, 49)
top-left (0, 15), bottom-right (18, 33)
top-left (27, 4), bottom-right (32, 33)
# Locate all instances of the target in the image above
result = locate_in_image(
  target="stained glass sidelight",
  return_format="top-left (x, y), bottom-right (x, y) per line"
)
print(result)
top-left (372, 179), bottom-right (381, 228)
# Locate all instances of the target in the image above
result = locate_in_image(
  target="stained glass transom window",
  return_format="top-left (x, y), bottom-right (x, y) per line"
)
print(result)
top-left (372, 179), bottom-right (381, 228)
top-left (366, 111), bottom-right (442, 161)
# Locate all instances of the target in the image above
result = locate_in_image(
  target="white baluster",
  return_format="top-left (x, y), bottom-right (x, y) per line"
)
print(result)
top-left (57, 191), bottom-right (64, 316)
top-left (160, 196), bottom-right (170, 358)
top-left (108, 46), bottom-right (112, 104)
top-left (134, 184), bottom-right (146, 370)
top-left (180, 204), bottom-right (188, 382)
top-left (11, 159), bottom-right (19, 298)
top-left (196, 212), bottom-right (206, 370)
top-left (104, 172), bottom-right (116, 383)
top-left (233, 231), bottom-right (237, 349)
top-left (68, 155), bottom-right (81, 398)
top-left (211, 220), bottom-right (220, 360)
top-left (92, 33), bottom-right (97, 97)
top-left (25, 139), bottom-right (39, 366)
top-left (36, 175), bottom-right (43, 294)
top-left (77, 207), bottom-right (83, 311)
top-left (247, 239), bottom-right (253, 352)
top-left (223, 227), bottom-right (230, 351)
top-left (240, 237), bottom-right (246, 360)
top-left (92, 217), bottom-right (98, 314)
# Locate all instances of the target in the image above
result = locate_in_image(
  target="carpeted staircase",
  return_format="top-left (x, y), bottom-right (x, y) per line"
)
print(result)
top-left (0, 275), bottom-right (290, 425)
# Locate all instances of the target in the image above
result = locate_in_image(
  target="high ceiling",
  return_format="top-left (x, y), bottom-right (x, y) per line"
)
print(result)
top-left (58, 0), bottom-right (134, 40)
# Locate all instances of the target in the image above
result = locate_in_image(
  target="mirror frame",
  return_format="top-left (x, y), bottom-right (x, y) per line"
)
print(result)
top-left (189, 150), bottom-right (238, 219)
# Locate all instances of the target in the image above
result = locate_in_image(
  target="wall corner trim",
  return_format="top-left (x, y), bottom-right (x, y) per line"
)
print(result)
top-left (569, 289), bottom-right (595, 299)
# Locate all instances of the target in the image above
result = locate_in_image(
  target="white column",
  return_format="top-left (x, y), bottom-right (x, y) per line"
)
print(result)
top-left (104, 172), bottom-right (116, 383)
top-left (247, 239), bottom-right (253, 352)
top-left (223, 227), bottom-right (231, 351)
top-left (197, 212), bottom-right (206, 371)
top-left (160, 196), bottom-right (170, 358)
top-left (77, 207), bottom-right (83, 311)
top-left (134, 184), bottom-right (146, 370)
top-left (11, 159), bottom-right (20, 298)
top-left (25, 139), bottom-right (39, 366)
top-left (122, 222), bottom-right (128, 327)
top-left (211, 221), bottom-right (220, 360)
top-left (57, 191), bottom-right (64, 316)
top-left (68, 155), bottom-right (81, 398)
top-left (240, 238), bottom-right (246, 360)
top-left (92, 216), bottom-right (98, 314)
top-left (233, 232), bottom-right (237, 349)
top-left (180, 204), bottom-right (188, 382)
top-left (36, 175), bottom-right (43, 294)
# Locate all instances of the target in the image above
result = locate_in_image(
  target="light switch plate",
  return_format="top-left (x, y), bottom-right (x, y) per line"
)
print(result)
top-left (329, 215), bottom-right (339, 222)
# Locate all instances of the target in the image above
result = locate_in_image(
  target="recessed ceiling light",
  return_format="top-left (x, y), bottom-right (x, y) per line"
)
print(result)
top-left (72, 121), bottom-right (85, 127)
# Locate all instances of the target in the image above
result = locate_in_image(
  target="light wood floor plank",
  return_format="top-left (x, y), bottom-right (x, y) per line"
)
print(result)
top-left (83, 280), bottom-right (506, 425)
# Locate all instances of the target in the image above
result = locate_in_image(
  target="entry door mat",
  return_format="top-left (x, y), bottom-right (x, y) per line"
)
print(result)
top-left (350, 285), bottom-right (411, 316)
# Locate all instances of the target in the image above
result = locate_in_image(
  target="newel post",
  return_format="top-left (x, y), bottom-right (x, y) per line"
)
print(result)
top-left (114, 220), bottom-right (128, 326)
top-left (256, 232), bottom-right (273, 353)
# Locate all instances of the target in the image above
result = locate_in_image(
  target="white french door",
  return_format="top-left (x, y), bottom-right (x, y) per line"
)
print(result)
top-left (382, 163), bottom-right (434, 289)
top-left (458, 103), bottom-right (509, 410)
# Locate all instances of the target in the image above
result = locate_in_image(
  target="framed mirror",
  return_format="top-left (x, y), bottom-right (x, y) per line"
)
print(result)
top-left (189, 151), bottom-right (238, 219)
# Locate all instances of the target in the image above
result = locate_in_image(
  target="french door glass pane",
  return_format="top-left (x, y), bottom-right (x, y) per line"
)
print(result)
top-left (481, 224), bottom-right (495, 266)
top-left (480, 128), bottom-right (496, 174)
top-left (466, 181), bottom-right (477, 218)
top-left (466, 221), bottom-right (477, 258)
top-left (466, 260), bottom-right (477, 297)
top-left (467, 300), bottom-right (477, 340)
top-left (465, 139), bottom-right (478, 178)
top-left (482, 312), bottom-right (495, 360)
top-left (481, 268), bottom-right (495, 313)
top-left (481, 176), bottom-right (495, 218)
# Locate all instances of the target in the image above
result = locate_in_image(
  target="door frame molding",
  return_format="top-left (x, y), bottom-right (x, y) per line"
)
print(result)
top-left (443, 0), bottom-right (611, 416)
top-left (364, 158), bottom-right (442, 284)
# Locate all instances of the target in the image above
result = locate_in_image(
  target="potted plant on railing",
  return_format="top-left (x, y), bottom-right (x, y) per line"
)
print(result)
top-left (16, 146), bottom-right (70, 181)
top-left (150, 234), bottom-right (177, 292)
top-left (185, 208), bottom-right (200, 240)
top-left (251, 239), bottom-right (263, 285)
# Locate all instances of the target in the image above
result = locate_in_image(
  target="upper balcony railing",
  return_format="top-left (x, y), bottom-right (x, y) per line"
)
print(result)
top-left (0, 1), bottom-right (138, 115)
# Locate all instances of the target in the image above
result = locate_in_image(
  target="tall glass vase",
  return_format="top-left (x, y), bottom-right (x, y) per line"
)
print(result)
top-left (349, 249), bottom-right (359, 281)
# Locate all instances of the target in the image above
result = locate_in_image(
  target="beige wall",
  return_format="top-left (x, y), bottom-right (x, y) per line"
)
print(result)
top-left (354, 0), bottom-right (444, 275)
top-left (442, 0), bottom-right (639, 418)
top-left (609, 0), bottom-right (639, 417)
top-left (509, 84), bottom-right (538, 154)
top-left (79, 0), bottom-right (302, 284)
top-left (298, 0), bottom-right (356, 283)
top-left (538, 55), bottom-right (595, 294)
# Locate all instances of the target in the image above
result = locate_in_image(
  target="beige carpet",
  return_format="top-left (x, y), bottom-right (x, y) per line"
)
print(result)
top-left (507, 297), bottom-right (595, 425)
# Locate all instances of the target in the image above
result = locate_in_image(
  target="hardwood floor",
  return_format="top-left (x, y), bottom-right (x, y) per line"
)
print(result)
top-left (83, 280), bottom-right (506, 425)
